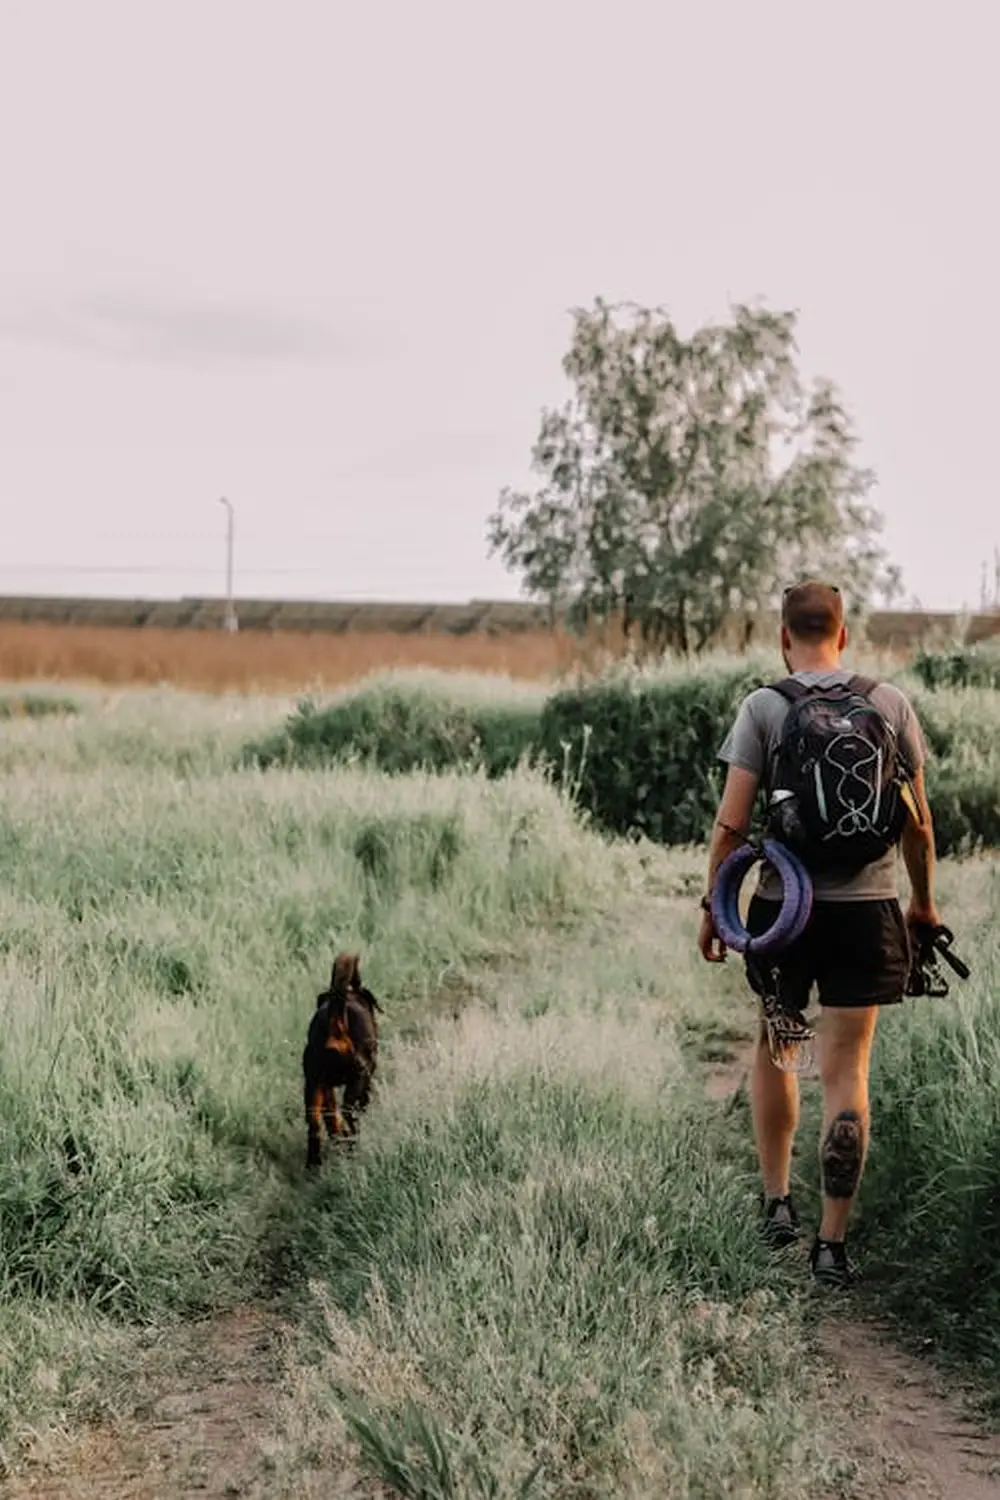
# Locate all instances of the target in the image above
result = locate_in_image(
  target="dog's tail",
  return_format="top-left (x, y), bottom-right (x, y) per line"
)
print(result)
top-left (330, 951), bottom-right (361, 999)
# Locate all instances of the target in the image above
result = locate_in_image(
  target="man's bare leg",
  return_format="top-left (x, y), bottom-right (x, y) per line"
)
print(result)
top-left (750, 1022), bottom-right (800, 1198)
top-left (816, 1005), bottom-right (879, 1245)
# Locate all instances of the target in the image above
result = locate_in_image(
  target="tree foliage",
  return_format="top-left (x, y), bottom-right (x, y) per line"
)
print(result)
top-left (488, 299), bottom-right (901, 654)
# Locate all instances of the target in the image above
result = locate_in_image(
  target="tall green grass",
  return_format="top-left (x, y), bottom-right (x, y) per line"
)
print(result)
top-left (4, 683), bottom-right (999, 1495)
top-left (268, 877), bottom-right (859, 1499)
top-left (0, 693), bottom-right (864, 1497)
top-left (0, 684), bottom-right (299, 776)
top-left (854, 859), bottom-right (1000, 1388)
top-left (281, 1074), bottom-right (841, 1498)
top-left (0, 751), bottom-right (613, 1464)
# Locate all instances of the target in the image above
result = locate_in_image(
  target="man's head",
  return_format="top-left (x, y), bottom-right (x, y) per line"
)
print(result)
top-left (780, 581), bottom-right (847, 668)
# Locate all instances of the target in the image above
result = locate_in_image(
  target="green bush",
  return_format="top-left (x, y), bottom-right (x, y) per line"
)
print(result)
top-left (908, 687), bottom-right (1000, 855)
top-left (537, 662), bottom-right (770, 844)
top-left (242, 681), bottom-right (542, 779)
top-left (539, 668), bottom-right (998, 856)
top-left (912, 645), bottom-right (1000, 691)
top-left (922, 765), bottom-right (1000, 856)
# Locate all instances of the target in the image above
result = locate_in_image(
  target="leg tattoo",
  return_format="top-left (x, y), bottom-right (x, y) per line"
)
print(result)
top-left (821, 1110), bottom-right (864, 1199)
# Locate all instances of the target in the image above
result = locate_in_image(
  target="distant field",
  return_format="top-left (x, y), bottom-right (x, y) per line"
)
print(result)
top-left (0, 622), bottom-right (591, 691)
top-left (2, 604), bottom-right (999, 690)
top-left (0, 620), bottom-right (930, 693)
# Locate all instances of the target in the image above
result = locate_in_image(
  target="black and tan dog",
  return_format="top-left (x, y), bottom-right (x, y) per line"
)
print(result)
top-left (303, 951), bottom-right (382, 1169)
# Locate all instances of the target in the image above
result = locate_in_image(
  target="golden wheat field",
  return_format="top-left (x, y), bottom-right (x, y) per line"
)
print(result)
top-left (0, 622), bottom-right (600, 691)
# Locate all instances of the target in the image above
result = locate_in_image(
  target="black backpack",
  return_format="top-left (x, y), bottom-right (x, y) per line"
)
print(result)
top-left (765, 674), bottom-right (912, 873)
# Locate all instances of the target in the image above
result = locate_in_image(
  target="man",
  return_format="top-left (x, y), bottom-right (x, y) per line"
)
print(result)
top-left (698, 580), bottom-right (940, 1288)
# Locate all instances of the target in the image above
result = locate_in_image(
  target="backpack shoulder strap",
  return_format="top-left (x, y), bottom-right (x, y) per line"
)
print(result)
top-left (767, 676), bottom-right (811, 704)
top-left (771, 672), bottom-right (881, 702)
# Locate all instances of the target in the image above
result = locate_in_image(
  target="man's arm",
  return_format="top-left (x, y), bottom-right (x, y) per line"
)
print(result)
top-left (699, 764), bottom-right (760, 961)
top-left (899, 764), bottom-right (940, 927)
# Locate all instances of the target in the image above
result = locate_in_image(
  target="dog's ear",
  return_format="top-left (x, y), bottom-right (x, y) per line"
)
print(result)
top-left (359, 984), bottom-right (383, 1014)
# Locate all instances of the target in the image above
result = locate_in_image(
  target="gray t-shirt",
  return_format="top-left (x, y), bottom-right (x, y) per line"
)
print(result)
top-left (718, 669), bottom-right (926, 902)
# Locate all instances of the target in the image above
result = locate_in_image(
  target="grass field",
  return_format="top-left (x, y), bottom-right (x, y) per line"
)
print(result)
top-left (1, 676), bottom-right (998, 1496)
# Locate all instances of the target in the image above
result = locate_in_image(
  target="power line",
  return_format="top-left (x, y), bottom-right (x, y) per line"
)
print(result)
top-left (0, 563), bottom-right (339, 576)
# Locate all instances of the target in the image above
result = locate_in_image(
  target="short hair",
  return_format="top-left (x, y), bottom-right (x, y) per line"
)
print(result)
top-left (781, 581), bottom-right (844, 643)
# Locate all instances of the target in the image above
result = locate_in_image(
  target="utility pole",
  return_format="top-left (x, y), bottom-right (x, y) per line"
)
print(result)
top-left (217, 496), bottom-right (238, 632)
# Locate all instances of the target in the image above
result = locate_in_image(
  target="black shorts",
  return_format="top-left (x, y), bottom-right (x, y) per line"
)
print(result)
top-left (745, 896), bottom-right (910, 1010)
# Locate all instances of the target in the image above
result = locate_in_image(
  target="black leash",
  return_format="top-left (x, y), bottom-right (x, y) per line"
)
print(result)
top-left (905, 923), bottom-right (971, 998)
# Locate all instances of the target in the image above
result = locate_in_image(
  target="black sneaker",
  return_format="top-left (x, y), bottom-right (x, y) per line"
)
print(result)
top-left (809, 1236), bottom-right (856, 1289)
top-left (761, 1194), bottom-right (800, 1248)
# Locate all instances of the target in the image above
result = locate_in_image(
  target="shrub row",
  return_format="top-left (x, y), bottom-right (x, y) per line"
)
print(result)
top-left (912, 645), bottom-right (1000, 691)
top-left (538, 663), bottom-right (768, 844)
top-left (243, 667), bottom-right (1000, 857)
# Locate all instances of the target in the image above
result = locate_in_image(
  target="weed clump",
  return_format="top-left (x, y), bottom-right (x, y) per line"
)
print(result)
top-left (0, 692), bottom-right (79, 718)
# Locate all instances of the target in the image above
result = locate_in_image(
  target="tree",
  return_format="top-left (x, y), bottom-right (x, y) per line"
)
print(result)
top-left (488, 298), bottom-right (901, 655)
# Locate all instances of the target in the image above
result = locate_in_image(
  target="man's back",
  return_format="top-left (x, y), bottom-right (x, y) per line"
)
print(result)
top-left (718, 667), bottom-right (927, 901)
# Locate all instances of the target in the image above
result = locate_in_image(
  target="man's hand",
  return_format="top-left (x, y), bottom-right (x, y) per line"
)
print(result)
top-left (905, 898), bottom-right (943, 936)
top-left (699, 909), bottom-right (727, 963)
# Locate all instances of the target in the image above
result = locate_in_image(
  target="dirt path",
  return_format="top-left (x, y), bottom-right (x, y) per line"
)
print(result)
top-left (3, 1307), bottom-right (311, 1500)
top-left (821, 1314), bottom-right (1000, 1498)
top-left (710, 1042), bottom-right (1000, 1499)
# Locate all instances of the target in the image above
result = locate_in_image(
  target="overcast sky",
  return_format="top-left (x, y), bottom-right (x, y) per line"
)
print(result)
top-left (1, 1), bottom-right (997, 609)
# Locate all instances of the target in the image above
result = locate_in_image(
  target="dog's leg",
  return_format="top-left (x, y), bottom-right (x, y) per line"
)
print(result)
top-left (342, 1085), bottom-right (359, 1137)
top-left (305, 1083), bottom-right (324, 1169)
top-left (342, 1062), bottom-right (372, 1137)
top-left (322, 1087), bottom-right (343, 1140)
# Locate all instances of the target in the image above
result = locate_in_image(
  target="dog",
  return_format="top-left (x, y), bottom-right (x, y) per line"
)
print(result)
top-left (303, 951), bottom-right (382, 1168)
